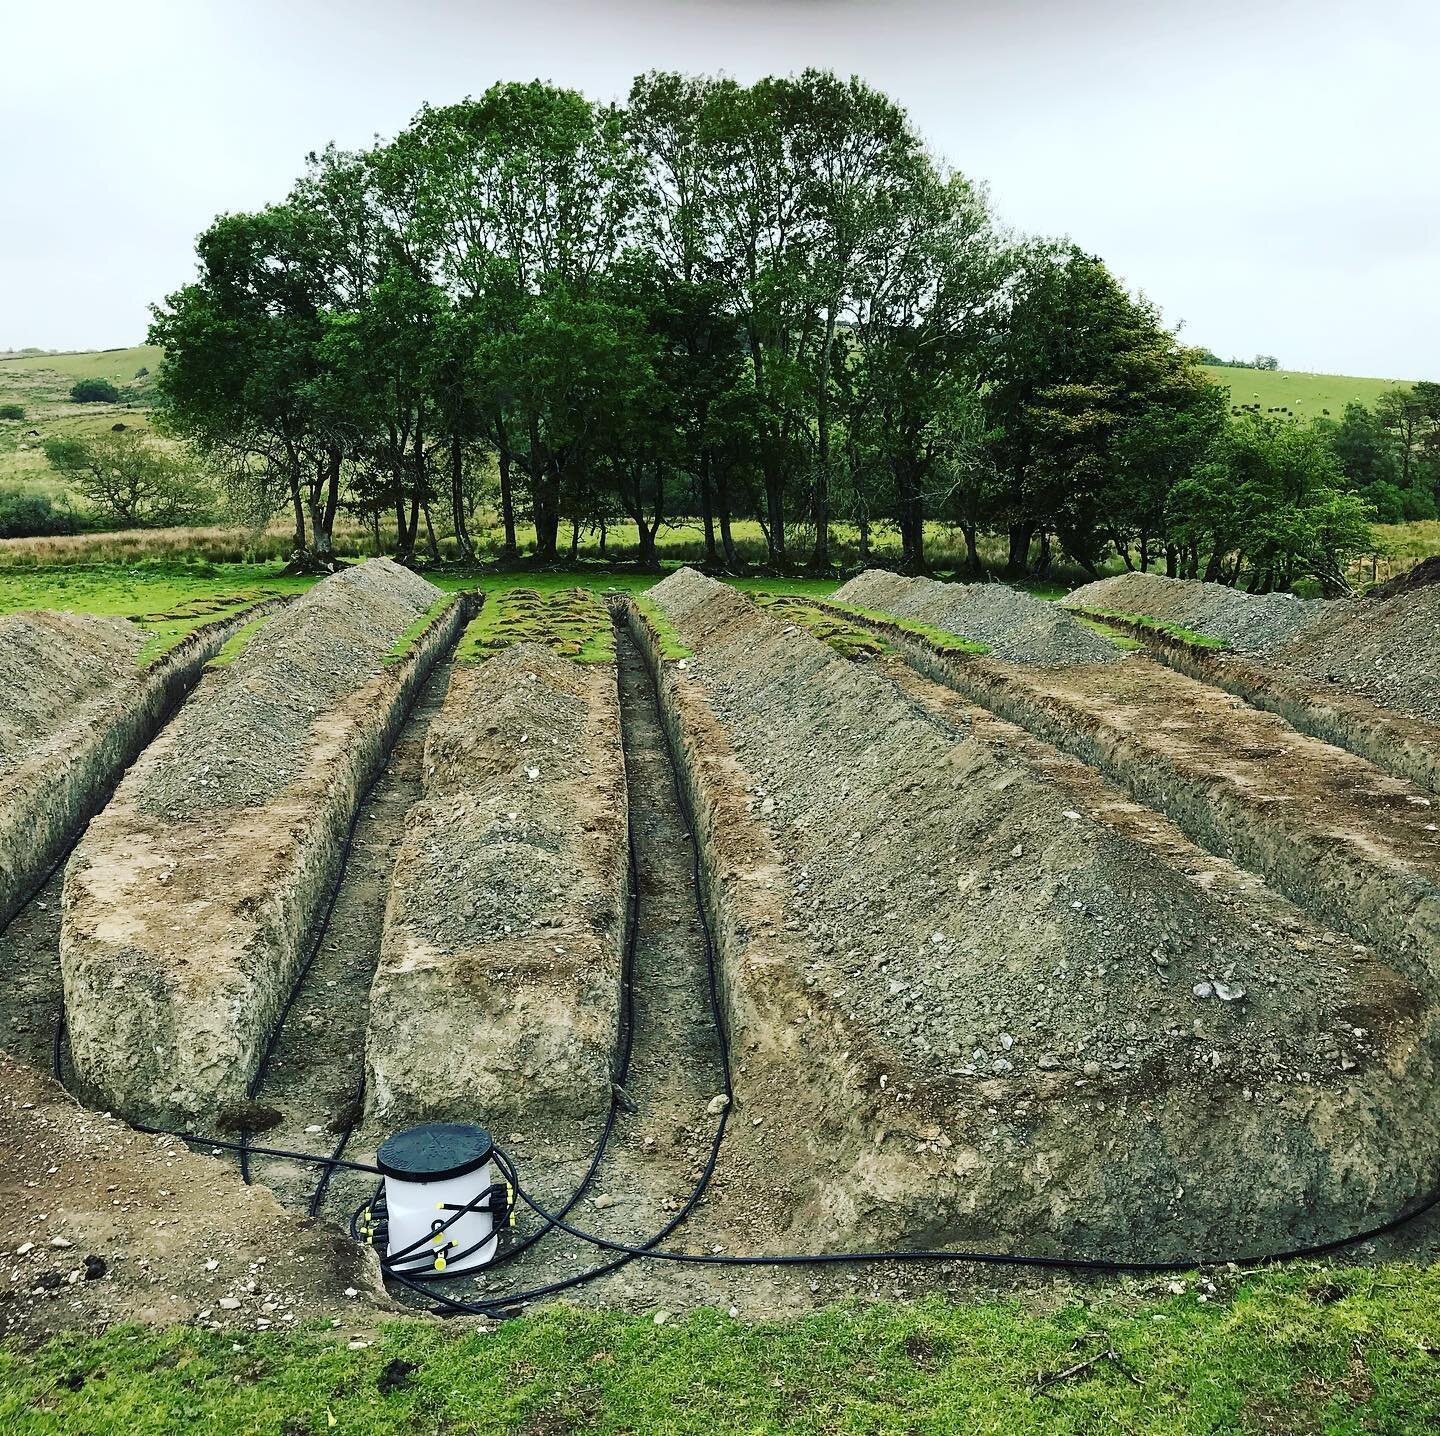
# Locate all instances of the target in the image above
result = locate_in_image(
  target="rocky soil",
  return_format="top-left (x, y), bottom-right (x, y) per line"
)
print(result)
top-left (366, 642), bottom-right (628, 1129)
top-left (836, 569), bottom-right (1120, 665)
top-left (1267, 583), bottom-right (1440, 725)
top-left (0, 611), bottom-right (146, 759)
top-left (135, 560), bottom-right (440, 817)
top-left (1063, 571), bottom-right (1326, 654)
top-left (638, 567), bottom-right (1436, 1258)
top-left (0, 1054), bottom-right (389, 1340)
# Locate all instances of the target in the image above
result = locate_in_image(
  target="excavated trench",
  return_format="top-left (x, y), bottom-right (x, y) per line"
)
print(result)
top-left (824, 601), bottom-right (1440, 997)
top-left (1069, 614), bottom-right (1440, 798)
top-left (243, 655), bottom-right (458, 1212)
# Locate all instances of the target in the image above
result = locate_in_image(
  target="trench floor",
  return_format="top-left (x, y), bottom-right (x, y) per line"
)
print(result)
top-left (243, 658), bottom-right (460, 1214)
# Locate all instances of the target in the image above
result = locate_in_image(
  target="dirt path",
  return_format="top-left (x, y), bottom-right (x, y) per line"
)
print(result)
top-left (244, 658), bottom-right (458, 1212)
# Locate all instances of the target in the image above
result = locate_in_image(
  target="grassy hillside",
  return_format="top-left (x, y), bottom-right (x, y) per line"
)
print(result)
top-left (0, 345), bottom-right (161, 493)
top-left (1201, 365), bottom-right (1410, 417)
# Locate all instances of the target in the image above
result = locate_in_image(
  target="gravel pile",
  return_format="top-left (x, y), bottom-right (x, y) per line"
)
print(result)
top-left (1063, 572), bottom-right (1326, 654)
top-left (1268, 584), bottom-right (1440, 725)
top-left (656, 569), bottom-right (1355, 1084)
top-left (136, 560), bottom-right (440, 816)
top-left (369, 640), bottom-right (627, 1125)
top-left (0, 611), bottom-right (145, 760)
top-left (834, 568), bottom-right (1120, 665)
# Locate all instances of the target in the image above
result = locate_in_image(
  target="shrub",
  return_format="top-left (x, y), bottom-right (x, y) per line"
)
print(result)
top-left (0, 402), bottom-right (25, 421)
top-left (0, 486), bottom-right (78, 539)
top-left (42, 430), bottom-right (212, 528)
top-left (69, 377), bottom-right (121, 403)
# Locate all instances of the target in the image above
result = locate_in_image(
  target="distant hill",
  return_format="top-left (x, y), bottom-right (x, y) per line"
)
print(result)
top-left (0, 346), bottom-right (163, 494)
top-left (0, 345), bottom-right (163, 384)
top-left (1201, 365), bottom-right (1411, 417)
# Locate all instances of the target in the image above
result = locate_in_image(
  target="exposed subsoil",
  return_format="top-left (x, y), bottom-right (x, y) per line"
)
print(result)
top-left (242, 656), bottom-right (458, 1213)
top-left (0, 1054), bottom-right (391, 1341)
top-left (365, 642), bottom-right (627, 1131)
top-left (835, 569), bottom-right (1119, 665)
top-left (634, 570), bottom-right (1438, 1260)
top-left (1064, 572), bottom-right (1327, 655)
top-left (0, 611), bottom-right (145, 759)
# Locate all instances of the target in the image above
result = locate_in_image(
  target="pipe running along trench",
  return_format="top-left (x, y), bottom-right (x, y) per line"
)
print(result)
top-left (48, 598), bottom-right (1440, 1317)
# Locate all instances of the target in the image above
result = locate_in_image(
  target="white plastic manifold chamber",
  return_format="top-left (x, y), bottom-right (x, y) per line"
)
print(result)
top-left (376, 1122), bottom-right (502, 1276)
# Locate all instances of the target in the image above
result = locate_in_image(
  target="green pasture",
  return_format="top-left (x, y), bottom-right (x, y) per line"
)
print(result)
top-left (1201, 364), bottom-right (1410, 416)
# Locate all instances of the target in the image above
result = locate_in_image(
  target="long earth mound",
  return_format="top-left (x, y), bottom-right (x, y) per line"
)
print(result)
top-left (628, 568), bottom-right (1437, 1259)
top-left (59, 560), bottom-right (463, 1127)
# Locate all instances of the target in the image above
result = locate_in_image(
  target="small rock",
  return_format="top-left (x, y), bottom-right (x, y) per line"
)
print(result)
top-left (219, 1297), bottom-right (242, 1310)
top-left (1082, 1060), bottom-right (1102, 1078)
top-left (705, 1094), bottom-right (730, 1116)
top-left (594, 1195), bottom-right (616, 1211)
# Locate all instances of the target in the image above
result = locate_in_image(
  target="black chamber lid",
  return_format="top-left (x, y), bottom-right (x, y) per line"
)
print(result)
top-left (377, 1123), bottom-right (495, 1183)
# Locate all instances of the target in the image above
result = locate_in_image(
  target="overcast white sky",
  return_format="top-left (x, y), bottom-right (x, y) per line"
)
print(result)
top-left (3, 0), bottom-right (1435, 376)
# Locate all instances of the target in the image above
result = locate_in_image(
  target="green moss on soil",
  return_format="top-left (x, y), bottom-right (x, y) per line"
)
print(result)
top-left (458, 586), bottom-right (616, 664)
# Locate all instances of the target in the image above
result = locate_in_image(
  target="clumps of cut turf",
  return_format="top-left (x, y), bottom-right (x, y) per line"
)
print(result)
top-left (631, 592), bottom-right (692, 660)
top-left (133, 589), bottom-right (284, 666)
top-left (384, 595), bottom-right (460, 663)
top-left (827, 599), bottom-right (989, 655)
top-left (1081, 609), bottom-right (1228, 650)
top-left (458, 586), bottom-right (616, 664)
top-left (204, 611), bottom-right (274, 669)
top-left (752, 592), bottom-right (893, 660)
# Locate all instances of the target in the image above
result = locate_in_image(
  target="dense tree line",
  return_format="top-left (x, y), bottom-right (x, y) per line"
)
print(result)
top-left (145, 71), bottom-right (1415, 591)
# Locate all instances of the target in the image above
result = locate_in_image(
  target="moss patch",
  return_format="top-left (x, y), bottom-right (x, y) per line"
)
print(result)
top-left (752, 592), bottom-right (893, 659)
top-left (825, 599), bottom-right (989, 655)
top-left (458, 586), bottom-right (615, 664)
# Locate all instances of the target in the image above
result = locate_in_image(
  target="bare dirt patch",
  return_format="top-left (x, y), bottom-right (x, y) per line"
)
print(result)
top-left (0, 1054), bottom-right (388, 1341)
top-left (631, 570), bottom-right (1435, 1259)
top-left (58, 561), bottom-right (462, 1128)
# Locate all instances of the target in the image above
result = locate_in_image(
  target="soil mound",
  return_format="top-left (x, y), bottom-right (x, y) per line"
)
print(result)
top-left (1268, 583), bottom-right (1440, 725)
top-left (636, 568), bottom-right (1433, 1258)
top-left (835, 569), bottom-right (1119, 665)
top-left (367, 642), bottom-right (627, 1128)
top-left (60, 561), bottom-right (462, 1127)
top-left (1370, 554), bottom-right (1440, 600)
top-left (1064, 572), bottom-right (1325, 654)
top-left (134, 559), bottom-right (439, 817)
top-left (0, 610), bottom-right (145, 759)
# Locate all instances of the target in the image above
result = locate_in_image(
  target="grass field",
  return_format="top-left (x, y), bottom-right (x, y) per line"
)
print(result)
top-left (4, 1265), bottom-right (1438, 1433)
top-left (0, 345), bottom-right (162, 493)
top-left (1201, 364), bottom-right (1411, 417)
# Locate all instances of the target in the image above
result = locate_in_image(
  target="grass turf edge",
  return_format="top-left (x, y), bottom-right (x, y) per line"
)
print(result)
top-left (4, 1267), bottom-right (1439, 1433)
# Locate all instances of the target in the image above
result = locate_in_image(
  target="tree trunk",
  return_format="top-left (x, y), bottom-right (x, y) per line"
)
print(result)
top-left (450, 434), bottom-right (475, 562)
top-left (714, 462), bottom-right (740, 570)
top-left (1005, 522), bottom-right (1034, 576)
top-left (810, 310), bottom-right (835, 571)
top-left (1165, 543), bottom-right (1179, 578)
top-left (699, 451), bottom-right (718, 568)
top-left (961, 522), bottom-right (980, 576)
top-left (288, 471), bottom-right (306, 555)
top-left (496, 441), bottom-right (518, 556)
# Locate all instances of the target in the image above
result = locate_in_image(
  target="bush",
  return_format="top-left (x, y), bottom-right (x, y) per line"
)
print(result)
top-left (42, 430), bottom-right (211, 528)
top-left (0, 486), bottom-right (78, 539)
top-left (69, 377), bottom-right (121, 403)
top-left (0, 402), bottom-right (25, 421)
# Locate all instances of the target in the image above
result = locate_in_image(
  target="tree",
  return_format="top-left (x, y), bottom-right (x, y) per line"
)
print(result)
top-left (69, 378), bottom-right (120, 403)
top-left (1171, 412), bottom-right (1371, 594)
top-left (0, 403), bottom-right (24, 420)
top-left (43, 430), bottom-right (210, 528)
